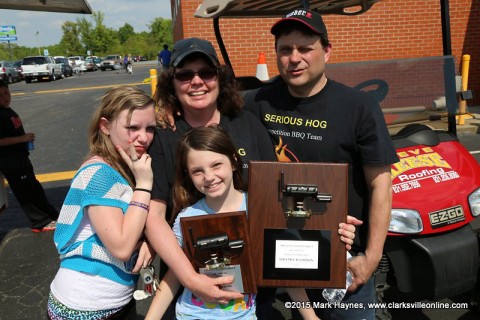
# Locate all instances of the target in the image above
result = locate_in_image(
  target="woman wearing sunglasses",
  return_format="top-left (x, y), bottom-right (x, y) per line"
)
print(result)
top-left (150, 37), bottom-right (277, 221)
top-left (144, 37), bottom-right (277, 312)
top-left (144, 37), bottom-right (359, 318)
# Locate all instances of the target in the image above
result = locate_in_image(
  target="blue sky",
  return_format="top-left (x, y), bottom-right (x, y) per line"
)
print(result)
top-left (0, 0), bottom-right (171, 47)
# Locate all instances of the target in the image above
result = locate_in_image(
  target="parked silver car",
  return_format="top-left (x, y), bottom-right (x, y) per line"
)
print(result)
top-left (12, 60), bottom-right (24, 81)
top-left (84, 58), bottom-right (98, 71)
top-left (100, 54), bottom-right (122, 71)
top-left (54, 57), bottom-right (74, 78)
top-left (0, 61), bottom-right (20, 83)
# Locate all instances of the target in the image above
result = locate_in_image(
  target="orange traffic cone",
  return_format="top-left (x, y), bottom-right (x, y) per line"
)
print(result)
top-left (256, 52), bottom-right (269, 81)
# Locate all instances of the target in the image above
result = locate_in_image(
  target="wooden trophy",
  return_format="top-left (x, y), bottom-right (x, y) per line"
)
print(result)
top-left (248, 161), bottom-right (348, 288)
top-left (180, 211), bottom-right (256, 293)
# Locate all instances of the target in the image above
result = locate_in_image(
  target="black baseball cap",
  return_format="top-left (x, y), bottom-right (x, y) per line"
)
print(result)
top-left (170, 37), bottom-right (220, 67)
top-left (271, 8), bottom-right (328, 39)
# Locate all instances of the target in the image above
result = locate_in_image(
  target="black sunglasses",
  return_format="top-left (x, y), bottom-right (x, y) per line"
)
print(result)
top-left (174, 68), bottom-right (218, 82)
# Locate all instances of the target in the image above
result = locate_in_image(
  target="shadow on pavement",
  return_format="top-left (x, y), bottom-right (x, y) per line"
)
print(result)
top-left (0, 185), bottom-right (67, 319)
top-left (2, 182), bottom-right (480, 319)
top-left (0, 185), bottom-right (165, 319)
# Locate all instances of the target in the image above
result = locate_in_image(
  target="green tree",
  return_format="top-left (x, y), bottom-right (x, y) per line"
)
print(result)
top-left (118, 23), bottom-right (135, 44)
top-left (5, 12), bottom-right (173, 62)
top-left (44, 44), bottom-right (65, 57)
top-left (134, 32), bottom-right (158, 60)
top-left (0, 43), bottom-right (10, 60)
top-left (148, 17), bottom-right (173, 49)
top-left (59, 21), bottom-right (83, 56)
top-left (93, 13), bottom-right (120, 55)
top-left (76, 16), bottom-right (93, 55)
top-left (12, 45), bottom-right (36, 60)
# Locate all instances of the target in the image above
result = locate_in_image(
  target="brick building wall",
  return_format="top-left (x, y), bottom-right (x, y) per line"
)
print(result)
top-left (171, 0), bottom-right (479, 105)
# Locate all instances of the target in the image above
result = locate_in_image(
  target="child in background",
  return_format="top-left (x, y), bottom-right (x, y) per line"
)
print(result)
top-left (0, 79), bottom-right (58, 232)
top-left (47, 86), bottom-right (156, 319)
top-left (146, 125), bottom-right (357, 320)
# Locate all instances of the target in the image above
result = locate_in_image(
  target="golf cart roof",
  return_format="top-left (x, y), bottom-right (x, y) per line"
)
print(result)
top-left (195, 0), bottom-right (379, 18)
top-left (0, 0), bottom-right (92, 14)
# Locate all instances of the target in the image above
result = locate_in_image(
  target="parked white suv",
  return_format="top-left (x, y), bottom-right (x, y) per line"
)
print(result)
top-left (68, 56), bottom-right (86, 71)
top-left (21, 56), bottom-right (62, 83)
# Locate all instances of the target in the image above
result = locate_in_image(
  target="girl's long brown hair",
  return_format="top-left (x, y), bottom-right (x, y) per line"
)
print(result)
top-left (171, 125), bottom-right (244, 223)
top-left (88, 86), bottom-right (155, 187)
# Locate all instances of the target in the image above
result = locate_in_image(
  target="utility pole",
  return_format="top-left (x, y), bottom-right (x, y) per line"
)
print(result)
top-left (35, 31), bottom-right (40, 55)
top-left (7, 40), bottom-right (12, 60)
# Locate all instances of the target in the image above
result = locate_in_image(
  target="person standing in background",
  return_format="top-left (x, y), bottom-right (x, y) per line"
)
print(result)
top-left (159, 44), bottom-right (172, 71)
top-left (0, 79), bottom-right (58, 232)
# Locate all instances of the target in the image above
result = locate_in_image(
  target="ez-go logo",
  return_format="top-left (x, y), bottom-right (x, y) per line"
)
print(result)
top-left (429, 205), bottom-right (465, 229)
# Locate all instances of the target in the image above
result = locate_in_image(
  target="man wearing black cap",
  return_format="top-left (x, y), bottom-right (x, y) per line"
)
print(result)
top-left (244, 8), bottom-right (398, 320)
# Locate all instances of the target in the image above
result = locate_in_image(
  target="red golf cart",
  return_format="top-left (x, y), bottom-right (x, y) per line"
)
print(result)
top-left (193, 0), bottom-right (480, 318)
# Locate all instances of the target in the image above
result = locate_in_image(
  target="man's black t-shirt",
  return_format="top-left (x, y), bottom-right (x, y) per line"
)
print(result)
top-left (244, 79), bottom-right (399, 251)
top-left (0, 107), bottom-right (29, 170)
top-left (149, 110), bottom-right (276, 221)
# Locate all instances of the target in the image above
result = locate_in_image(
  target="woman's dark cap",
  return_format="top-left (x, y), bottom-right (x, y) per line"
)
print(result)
top-left (271, 8), bottom-right (328, 39)
top-left (170, 37), bottom-right (220, 67)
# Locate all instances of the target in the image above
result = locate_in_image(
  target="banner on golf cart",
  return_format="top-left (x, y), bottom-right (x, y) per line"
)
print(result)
top-left (391, 146), bottom-right (459, 195)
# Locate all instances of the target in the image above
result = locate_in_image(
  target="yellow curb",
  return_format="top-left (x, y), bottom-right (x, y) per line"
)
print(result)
top-left (3, 170), bottom-right (77, 186)
top-left (35, 171), bottom-right (77, 183)
top-left (33, 83), bottom-right (148, 95)
top-left (10, 84), bottom-right (149, 97)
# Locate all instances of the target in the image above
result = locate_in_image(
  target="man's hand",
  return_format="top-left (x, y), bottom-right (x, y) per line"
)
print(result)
top-left (339, 215), bottom-right (363, 251)
top-left (346, 253), bottom-right (378, 292)
top-left (344, 166), bottom-right (392, 292)
top-left (188, 273), bottom-right (244, 304)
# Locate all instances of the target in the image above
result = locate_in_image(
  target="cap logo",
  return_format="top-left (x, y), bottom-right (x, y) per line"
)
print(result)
top-left (285, 9), bottom-right (310, 18)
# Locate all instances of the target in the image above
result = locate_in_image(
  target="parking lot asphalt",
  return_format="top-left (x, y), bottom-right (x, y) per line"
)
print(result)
top-left (0, 180), bottom-right (156, 319)
top-left (1, 108), bottom-right (480, 319)
top-left (0, 183), bottom-right (292, 319)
